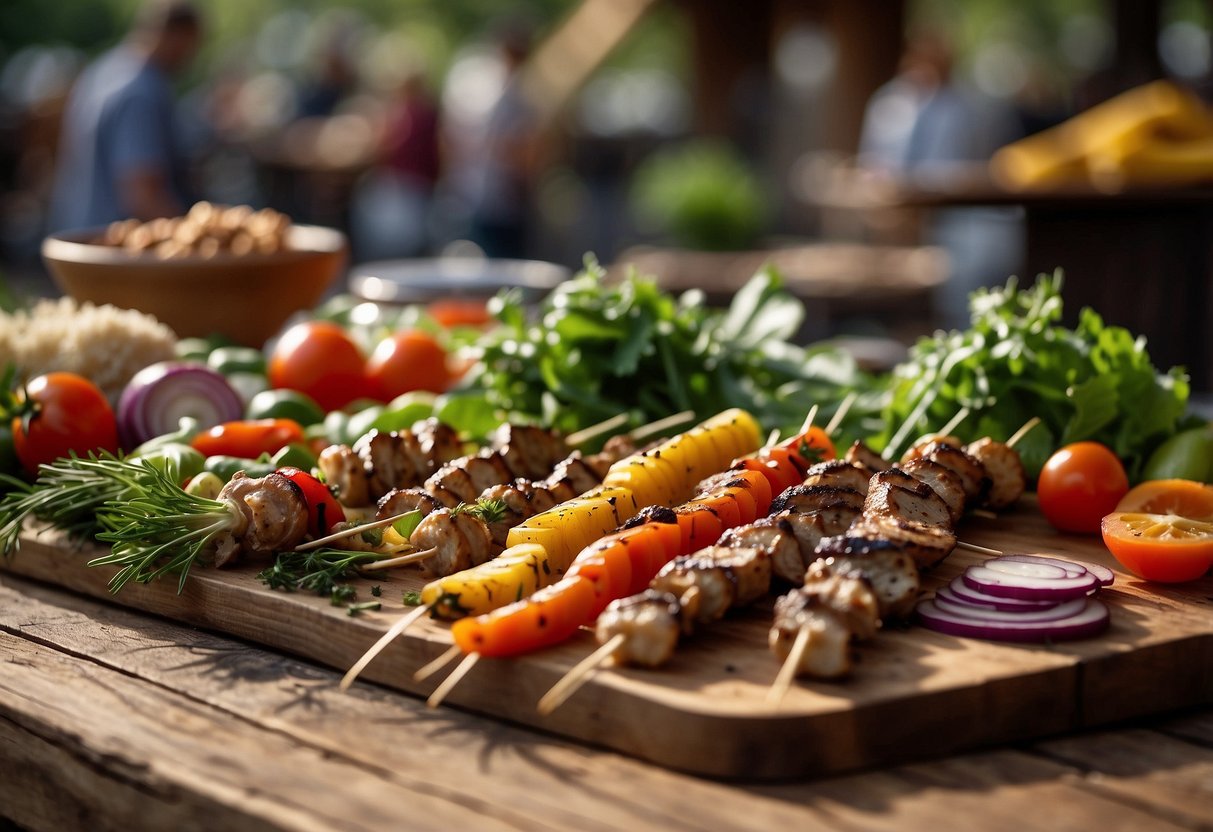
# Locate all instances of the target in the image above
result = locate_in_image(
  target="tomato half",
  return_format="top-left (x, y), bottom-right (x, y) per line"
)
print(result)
top-left (191, 418), bottom-right (305, 459)
top-left (1037, 441), bottom-right (1129, 534)
top-left (278, 466), bottom-right (345, 536)
top-left (427, 299), bottom-right (492, 329)
top-left (1115, 479), bottom-right (1213, 519)
top-left (786, 425), bottom-right (837, 468)
top-left (12, 372), bottom-right (119, 476)
top-left (268, 321), bottom-right (366, 412)
top-left (1102, 511), bottom-right (1213, 582)
top-left (364, 329), bottom-right (452, 402)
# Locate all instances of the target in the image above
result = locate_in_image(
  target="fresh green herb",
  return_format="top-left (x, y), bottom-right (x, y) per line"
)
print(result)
top-left (346, 600), bottom-right (380, 616)
top-left (330, 585), bottom-right (357, 606)
top-left (403, 590), bottom-right (423, 606)
top-left (872, 271), bottom-right (1191, 480)
top-left (259, 547), bottom-right (393, 596)
top-left (359, 526), bottom-right (384, 547)
top-left (451, 497), bottom-right (508, 524)
top-left (370, 584), bottom-right (381, 597)
top-left (465, 260), bottom-right (871, 438)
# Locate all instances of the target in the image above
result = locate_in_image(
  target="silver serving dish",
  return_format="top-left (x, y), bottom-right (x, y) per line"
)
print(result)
top-left (348, 257), bottom-right (571, 304)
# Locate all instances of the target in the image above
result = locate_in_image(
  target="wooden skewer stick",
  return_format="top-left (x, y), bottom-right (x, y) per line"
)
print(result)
top-left (1006, 416), bottom-right (1042, 449)
top-left (766, 623), bottom-right (812, 709)
top-left (565, 412), bottom-right (631, 447)
top-left (765, 428), bottom-right (782, 448)
top-left (426, 652), bottom-right (480, 709)
top-left (339, 604), bottom-right (431, 691)
top-left (414, 644), bottom-right (462, 682)
top-left (955, 540), bottom-right (1004, 557)
top-left (295, 510), bottom-right (419, 552)
top-left (536, 633), bottom-right (625, 716)
top-left (825, 392), bottom-right (858, 437)
top-left (795, 405), bottom-right (820, 440)
top-left (936, 407), bottom-right (971, 440)
top-left (358, 547), bottom-right (438, 572)
top-left (629, 410), bottom-right (696, 443)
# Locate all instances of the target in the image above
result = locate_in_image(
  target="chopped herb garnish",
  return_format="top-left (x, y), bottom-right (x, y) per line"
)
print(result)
top-left (347, 600), bottom-right (381, 616)
top-left (370, 585), bottom-right (381, 597)
top-left (330, 585), bottom-right (357, 606)
top-left (402, 590), bottom-right (423, 606)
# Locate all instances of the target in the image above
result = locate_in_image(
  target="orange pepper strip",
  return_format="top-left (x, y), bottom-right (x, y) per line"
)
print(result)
top-left (722, 484), bottom-right (759, 526)
top-left (731, 468), bottom-right (773, 516)
top-left (675, 504), bottom-right (726, 552)
top-left (782, 425), bottom-right (837, 468)
top-left (566, 538), bottom-right (634, 605)
top-left (694, 491), bottom-right (743, 529)
top-left (451, 575), bottom-right (598, 657)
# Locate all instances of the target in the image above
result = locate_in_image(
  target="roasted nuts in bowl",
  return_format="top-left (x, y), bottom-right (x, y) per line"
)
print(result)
top-left (98, 202), bottom-right (292, 259)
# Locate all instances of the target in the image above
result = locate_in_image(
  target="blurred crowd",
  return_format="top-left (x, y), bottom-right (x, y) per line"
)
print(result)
top-left (3, 0), bottom-right (1213, 326)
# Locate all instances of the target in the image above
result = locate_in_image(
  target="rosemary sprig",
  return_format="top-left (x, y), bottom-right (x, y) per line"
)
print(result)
top-left (91, 462), bottom-right (243, 593)
top-left (0, 452), bottom-right (163, 556)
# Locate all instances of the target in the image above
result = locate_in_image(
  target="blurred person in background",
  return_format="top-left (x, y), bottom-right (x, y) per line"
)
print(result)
top-left (49, 0), bottom-right (202, 232)
top-left (351, 68), bottom-right (441, 260)
top-left (447, 21), bottom-right (541, 259)
top-left (858, 33), bottom-right (1023, 328)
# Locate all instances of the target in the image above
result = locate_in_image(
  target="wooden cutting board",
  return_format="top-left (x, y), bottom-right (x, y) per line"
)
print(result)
top-left (4, 499), bottom-right (1212, 781)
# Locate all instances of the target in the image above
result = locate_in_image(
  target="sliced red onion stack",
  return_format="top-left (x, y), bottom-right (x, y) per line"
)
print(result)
top-left (917, 553), bottom-right (1113, 642)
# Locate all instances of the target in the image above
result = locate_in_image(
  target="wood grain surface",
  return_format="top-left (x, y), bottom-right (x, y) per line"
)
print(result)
top-left (3, 499), bottom-right (1212, 781)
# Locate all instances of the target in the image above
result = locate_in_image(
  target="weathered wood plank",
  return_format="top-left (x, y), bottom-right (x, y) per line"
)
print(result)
top-left (3, 494), bottom-right (1212, 780)
top-left (0, 626), bottom-right (559, 832)
top-left (2, 576), bottom-right (1206, 832)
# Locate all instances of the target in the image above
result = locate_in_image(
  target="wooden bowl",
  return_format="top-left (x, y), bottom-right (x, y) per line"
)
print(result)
top-left (41, 224), bottom-right (348, 347)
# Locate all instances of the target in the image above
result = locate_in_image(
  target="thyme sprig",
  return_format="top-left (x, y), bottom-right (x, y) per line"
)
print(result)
top-left (258, 547), bottom-right (398, 596)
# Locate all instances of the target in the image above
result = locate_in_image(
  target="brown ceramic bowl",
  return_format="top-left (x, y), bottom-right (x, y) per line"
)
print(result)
top-left (41, 224), bottom-right (348, 347)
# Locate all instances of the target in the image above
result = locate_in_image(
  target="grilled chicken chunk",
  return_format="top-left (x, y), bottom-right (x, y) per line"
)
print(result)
top-left (770, 484), bottom-right (866, 518)
top-left (813, 550), bottom-right (920, 619)
top-left (412, 508), bottom-right (495, 577)
top-left (900, 433), bottom-right (962, 463)
top-left (769, 596), bottom-right (855, 680)
top-left (802, 460), bottom-right (873, 495)
top-left (843, 513), bottom-right (957, 570)
top-left (492, 424), bottom-right (569, 480)
top-left (897, 458), bottom-right (966, 525)
top-left (965, 437), bottom-right (1026, 509)
top-left (476, 483), bottom-right (536, 547)
top-left (596, 590), bottom-right (682, 668)
top-left (919, 441), bottom-right (992, 507)
top-left (548, 454), bottom-right (603, 495)
top-left (375, 487), bottom-right (442, 521)
top-left (318, 444), bottom-right (370, 507)
top-left (801, 564), bottom-right (882, 640)
top-left (212, 471), bottom-right (309, 567)
top-left (844, 440), bottom-right (889, 474)
top-left (863, 470), bottom-right (953, 529)
top-left (721, 516), bottom-right (805, 585)
top-left (354, 431), bottom-right (421, 498)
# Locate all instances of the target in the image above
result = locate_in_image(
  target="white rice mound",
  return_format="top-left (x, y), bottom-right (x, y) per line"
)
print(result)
top-left (0, 298), bottom-right (178, 402)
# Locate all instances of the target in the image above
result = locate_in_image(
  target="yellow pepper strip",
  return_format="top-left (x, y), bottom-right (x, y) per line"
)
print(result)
top-left (422, 408), bottom-right (762, 620)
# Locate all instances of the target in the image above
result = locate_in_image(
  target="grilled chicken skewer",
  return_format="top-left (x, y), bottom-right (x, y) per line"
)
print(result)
top-left (769, 431), bottom-right (1028, 692)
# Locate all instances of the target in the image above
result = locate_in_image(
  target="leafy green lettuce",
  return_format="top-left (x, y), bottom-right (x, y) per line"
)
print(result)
top-left (872, 270), bottom-right (1191, 480)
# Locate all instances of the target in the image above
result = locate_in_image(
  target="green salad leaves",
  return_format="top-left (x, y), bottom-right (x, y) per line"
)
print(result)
top-left (462, 258), bottom-right (871, 439)
top-left (872, 271), bottom-right (1191, 480)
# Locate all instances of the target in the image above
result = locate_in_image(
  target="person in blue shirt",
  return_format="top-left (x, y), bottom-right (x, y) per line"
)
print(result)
top-left (49, 1), bottom-right (202, 232)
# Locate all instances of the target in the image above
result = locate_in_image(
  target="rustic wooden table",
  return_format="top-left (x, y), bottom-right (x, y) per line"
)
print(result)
top-left (3, 571), bottom-right (1212, 832)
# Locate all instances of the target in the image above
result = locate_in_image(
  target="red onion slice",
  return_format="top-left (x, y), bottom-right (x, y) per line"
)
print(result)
top-left (936, 584), bottom-right (1062, 616)
top-left (992, 553), bottom-right (1115, 587)
top-left (917, 598), bottom-right (1110, 642)
top-left (963, 565), bottom-right (1099, 600)
top-left (983, 559), bottom-right (1069, 580)
top-left (933, 593), bottom-right (1088, 623)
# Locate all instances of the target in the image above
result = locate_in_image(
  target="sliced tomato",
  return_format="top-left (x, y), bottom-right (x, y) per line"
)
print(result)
top-left (1101, 511), bottom-right (1213, 583)
top-left (1115, 479), bottom-right (1213, 519)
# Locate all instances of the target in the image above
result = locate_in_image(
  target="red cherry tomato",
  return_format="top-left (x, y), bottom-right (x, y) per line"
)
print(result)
top-left (278, 466), bottom-right (345, 536)
top-left (268, 321), bottom-right (366, 411)
top-left (191, 418), bottom-right (305, 459)
top-left (12, 372), bottom-right (119, 476)
top-left (1037, 441), bottom-right (1129, 534)
top-left (364, 329), bottom-right (452, 402)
